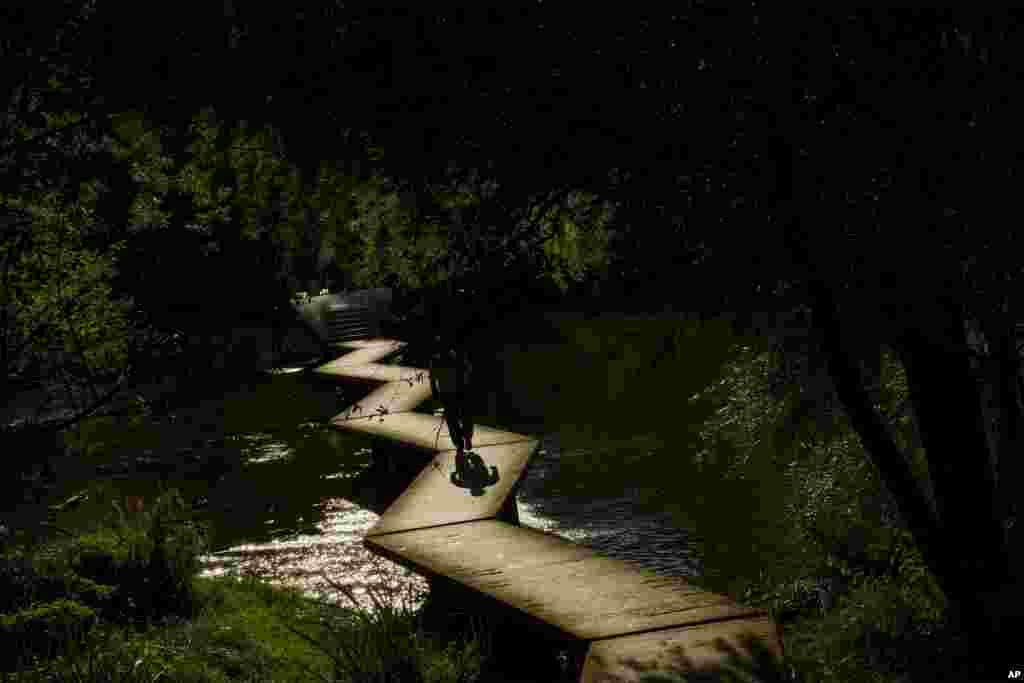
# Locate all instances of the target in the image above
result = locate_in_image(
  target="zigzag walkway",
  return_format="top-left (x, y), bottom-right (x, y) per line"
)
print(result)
top-left (316, 338), bottom-right (784, 681)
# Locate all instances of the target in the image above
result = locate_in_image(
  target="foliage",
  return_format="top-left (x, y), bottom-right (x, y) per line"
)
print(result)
top-left (691, 314), bottom-right (936, 534)
top-left (636, 636), bottom-right (793, 682)
top-left (693, 336), bottom-right (961, 681)
top-left (31, 487), bottom-right (212, 627)
top-left (1, 186), bottom-right (133, 427)
top-left (0, 547), bottom-right (116, 617)
top-left (107, 108), bottom-right (302, 291)
top-left (0, 73), bottom-right (198, 437)
top-left (0, 486), bottom-right (209, 674)
top-left (1, 487), bottom-right (495, 681)
top-left (7, 619), bottom-right (269, 683)
top-left (89, 10), bottom-right (1022, 625)
top-left (8, 7), bottom-right (1023, 677)
top-left (108, 490), bottom-right (205, 619)
top-left (539, 190), bottom-right (615, 292)
top-left (7, 46), bottom-right (619, 433)
top-left (270, 569), bottom-right (484, 683)
top-left (347, 174), bottom-right (446, 291)
top-left (0, 564), bottom-right (495, 683)
top-left (346, 170), bottom-right (614, 297)
top-left (691, 345), bottom-right (787, 473)
top-left (101, 104), bottom-right (616, 335)
top-left (0, 598), bottom-right (99, 671)
top-left (107, 106), bottom-right (391, 298)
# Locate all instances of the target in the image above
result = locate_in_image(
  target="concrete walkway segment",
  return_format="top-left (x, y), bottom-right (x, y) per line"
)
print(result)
top-left (318, 338), bottom-right (784, 681)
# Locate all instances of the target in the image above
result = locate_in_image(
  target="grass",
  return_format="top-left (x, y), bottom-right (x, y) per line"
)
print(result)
top-left (8, 314), bottom-right (990, 681)
top-left (0, 486), bottom-right (494, 683)
top-left (4, 482), bottom-right (978, 683)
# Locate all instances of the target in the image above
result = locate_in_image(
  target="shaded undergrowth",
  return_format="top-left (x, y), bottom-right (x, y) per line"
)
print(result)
top-left (0, 485), bottom-right (491, 682)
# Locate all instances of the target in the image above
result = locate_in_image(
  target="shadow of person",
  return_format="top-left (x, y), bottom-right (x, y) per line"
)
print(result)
top-left (450, 450), bottom-right (500, 496)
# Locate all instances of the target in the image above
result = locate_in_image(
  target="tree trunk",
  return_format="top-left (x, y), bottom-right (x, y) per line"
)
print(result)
top-left (893, 301), bottom-right (1008, 582)
top-left (815, 286), bottom-right (1021, 675)
top-left (890, 300), bottom-right (1020, 675)
top-left (990, 322), bottom-right (1023, 562)
top-left (807, 280), bottom-right (948, 586)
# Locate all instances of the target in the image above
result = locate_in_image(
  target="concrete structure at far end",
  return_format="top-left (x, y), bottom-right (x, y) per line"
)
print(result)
top-left (293, 288), bottom-right (393, 345)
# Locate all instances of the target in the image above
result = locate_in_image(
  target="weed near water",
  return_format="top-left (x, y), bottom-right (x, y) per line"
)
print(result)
top-left (0, 485), bottom-right (491, 682)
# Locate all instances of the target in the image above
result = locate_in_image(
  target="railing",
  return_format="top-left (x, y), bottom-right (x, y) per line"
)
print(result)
top-left (315, 338), bottom-right (785, 681)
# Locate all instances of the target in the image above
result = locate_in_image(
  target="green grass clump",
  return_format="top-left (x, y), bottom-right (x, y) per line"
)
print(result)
top-left (268, 570), bottom-right (485, 683)
top-left (0, 483), bottom-right (491, 682)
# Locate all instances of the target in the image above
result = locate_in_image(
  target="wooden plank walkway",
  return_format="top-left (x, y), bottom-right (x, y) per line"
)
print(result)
top-left (319, 338), bottom-right (784, 681)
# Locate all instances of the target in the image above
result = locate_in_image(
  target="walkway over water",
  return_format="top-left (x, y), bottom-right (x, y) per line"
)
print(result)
top-left (317, 338), bottom-right (783, 681)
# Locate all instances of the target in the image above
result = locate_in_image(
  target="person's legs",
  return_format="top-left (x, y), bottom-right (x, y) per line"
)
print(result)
top-left (456, 349), bottom-right (475, 451)
top-left (444, 398), bottom-right (468, 454)
top-left (459, 395), bottom-right (474, 452)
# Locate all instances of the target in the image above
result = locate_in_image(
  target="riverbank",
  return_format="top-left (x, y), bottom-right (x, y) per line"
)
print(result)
top-left (3, 310), bottom-right (992, 681)
top-left (0, 487), bottom-right (574, 682)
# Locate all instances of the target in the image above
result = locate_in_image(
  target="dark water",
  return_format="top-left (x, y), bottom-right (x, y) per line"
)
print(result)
top-left (491, 313), bottom-right (790, 596)
top-left (12, 312), bottom-right (789, 610)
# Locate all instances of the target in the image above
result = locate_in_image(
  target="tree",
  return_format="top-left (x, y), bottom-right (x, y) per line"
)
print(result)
top-left (0, 188), bottom-right (133, 435)
top-left (0, 46), bottom-right (142, 439)
top-left (240, 9), bottom-right (1023, 669)
top-left (756, 15), bottom-right (1024, 662)
top-left (10, 5), bottom-right (1022, 672)
top-left (93, 106), bottom-right (370, 371)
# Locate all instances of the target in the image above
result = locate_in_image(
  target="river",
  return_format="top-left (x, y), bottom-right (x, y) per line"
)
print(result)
top-left (13, 311), bottom-right (789, 612)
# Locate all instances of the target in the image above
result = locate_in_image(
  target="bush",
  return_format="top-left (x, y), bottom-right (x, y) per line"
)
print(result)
top-left (5, 486), bottom-right (212, 629)
top-left (0, 487), bottom-right (217, 676)
top-left (0, 598), bottom-right (98, 671)
top-left (7, 622), bottom-right (226, 683)
top-left (0, 549), bottom-right (50, 613)
top-left (0, 546), bottom-right (117, 619)
top-left (271, 570), bottom-right (485, 683)
top-left (61, 488), bottom-right (210, 625)
top-left (692, 343), bottom-right (959, 681)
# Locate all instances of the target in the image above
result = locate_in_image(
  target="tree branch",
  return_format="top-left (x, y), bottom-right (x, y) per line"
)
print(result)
top-left (39, 363), bottom-right (134, 434)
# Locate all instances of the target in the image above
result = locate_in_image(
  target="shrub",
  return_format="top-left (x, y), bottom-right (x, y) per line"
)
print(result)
top-left (0, 549), bottom-right (48, 613)
top-left (271, 570), bottom-right (485, 683)
top-left (693, 343), bottom-right (957, 681)
top-left (58, 487), bottom-right (210, 625)
top-left (0, 598), bottom-right (98, 671)
top-left (0, 546), bottom-right (117, 619)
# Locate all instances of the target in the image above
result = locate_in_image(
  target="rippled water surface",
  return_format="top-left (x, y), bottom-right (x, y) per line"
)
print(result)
top-left (29, 313), bottom-right (789, 611)
top-left (195, 429), bottom-right (707, 611)
top-left (200, 496), bottom-right (429, 610)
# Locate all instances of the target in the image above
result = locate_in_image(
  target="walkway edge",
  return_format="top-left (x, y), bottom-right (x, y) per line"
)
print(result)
top-left (319, 337), bottom-right (784, 681)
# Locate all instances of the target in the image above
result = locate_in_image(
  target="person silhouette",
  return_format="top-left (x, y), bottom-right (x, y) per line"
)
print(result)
top-left (430, 343), bottom-right (476, 455)
top-left (423, 289), bottom-right (502, 494)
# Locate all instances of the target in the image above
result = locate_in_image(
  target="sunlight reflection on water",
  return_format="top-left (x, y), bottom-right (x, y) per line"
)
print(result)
top-left (198, 430), bottom-right (697, 614)
top-left (199, 498), bottom-right (429, 611)
top-left (242, 437), bottom-right (295, 465)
